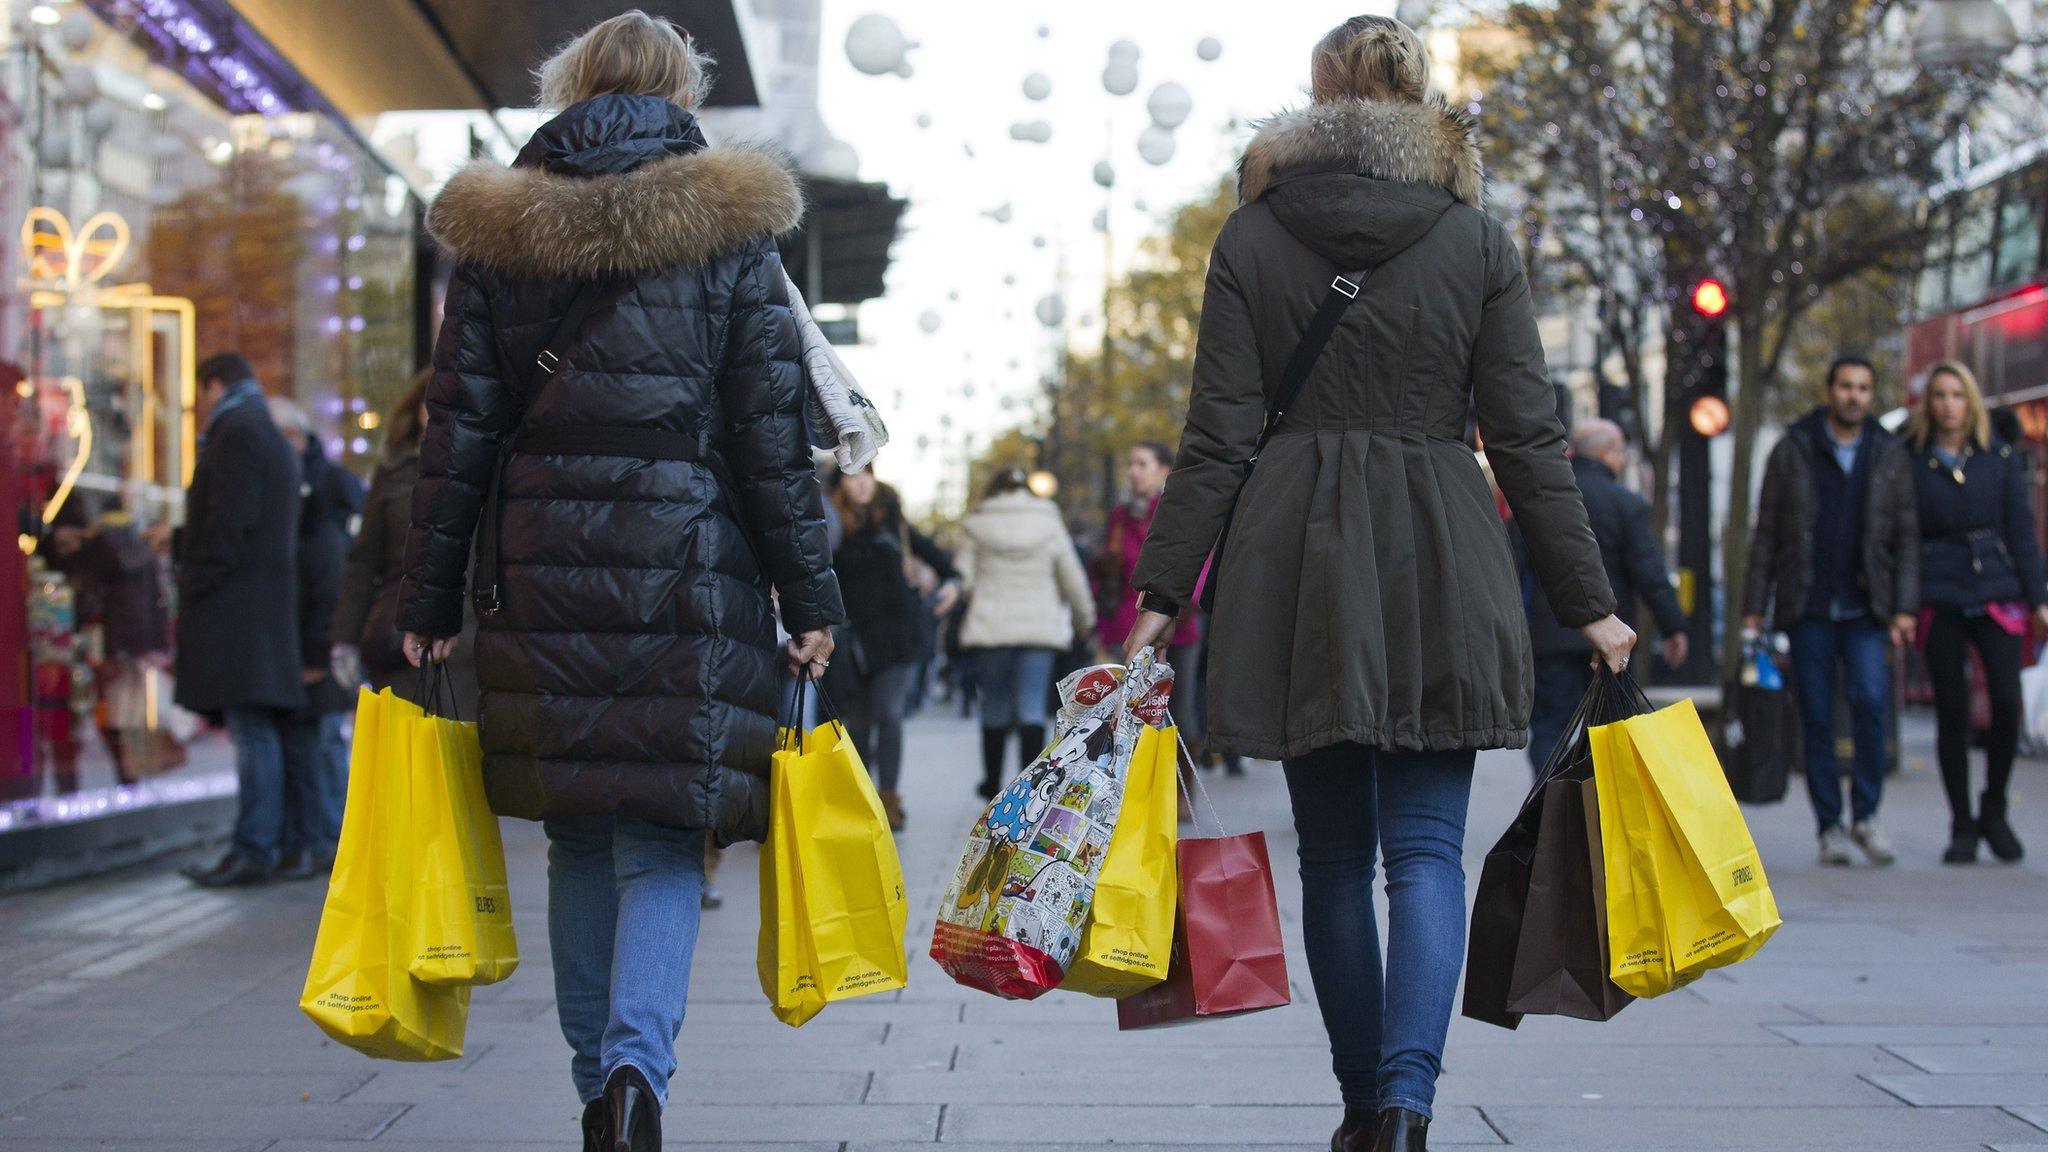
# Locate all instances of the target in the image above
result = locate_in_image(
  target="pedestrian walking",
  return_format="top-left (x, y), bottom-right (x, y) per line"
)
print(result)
top-left (394, 14), bottom-right (843, 1150)
top-left (175, 352), bottom-right (306, 888)
top-left (43, 498), bottom-right (177, 784)
top-left (330, 371), bottom-right (481, 713)
top-left (1124, 18), bottom-right (1632, 1151)
top-left (268, 398), bottom-right (364, 881)
top-left (1096, 443), bottom-right (1225, 770)
top-left (1743, 356), bottom-right (1920, 867)
top-left (1903, 361), bottom-right (2043, 863)
top-left (827, 470), bottom-right (959, 830)
top-left (957, 468), bottom-right (1096, 797)
top-left (1522, 419), bottom-right (1689, 774)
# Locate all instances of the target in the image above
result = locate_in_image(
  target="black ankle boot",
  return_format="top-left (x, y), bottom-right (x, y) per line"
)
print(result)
top-left (1943, 817), bottom-right (1980, 865)
top-left (1332, 1106), bottom-right (1380, 1151)
top-left (1981, 791), bottom-right (2025, 862)
top-left (602, 1064), bottom-right (659, 1152)
top-left (1373, 1108), bottom-right (1428, 1152)
top-left (581, 1098), bottom-right (610, 1152)
top-left (978, 727), bottom-right (1011, 799)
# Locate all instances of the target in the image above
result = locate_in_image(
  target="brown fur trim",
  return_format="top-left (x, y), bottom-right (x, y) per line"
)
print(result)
top-left (1238, 96), bottom-right (1482, 207)
top-left (425, 146), bottom-right (804, 279)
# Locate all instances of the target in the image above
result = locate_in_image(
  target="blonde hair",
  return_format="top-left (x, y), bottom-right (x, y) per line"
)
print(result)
top-left (1311, 15), bottom-right (1431, 103)
top-left (535, 11), bottom-right (713, 111)
top-left (1906, 360), bottom-right (1993, 451)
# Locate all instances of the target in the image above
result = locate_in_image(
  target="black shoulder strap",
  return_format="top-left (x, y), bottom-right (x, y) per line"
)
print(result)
top-left (473, 281), bottom-right (604, 618)
top-left (1246, 270), bottom-right (1375, 472)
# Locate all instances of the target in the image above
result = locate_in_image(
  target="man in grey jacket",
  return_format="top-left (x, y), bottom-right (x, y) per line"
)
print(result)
top-left (1742, 357), bottom-right (1919, 866)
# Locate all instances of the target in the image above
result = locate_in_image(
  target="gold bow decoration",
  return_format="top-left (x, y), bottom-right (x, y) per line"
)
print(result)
top-left (22, 206), bottom-right (130, 291)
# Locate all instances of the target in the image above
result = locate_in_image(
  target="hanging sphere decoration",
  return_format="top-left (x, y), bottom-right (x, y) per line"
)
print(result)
top-left (1037, 24), bottom-right (1051, 38)
top-left (1007, 120), bottom-right (1053, 144)
top-left (1002, 273), bottom-right (1017, 286)
top-left (985, 202), bottom-right (1014, 224)
top-left (947, 289), bottom-right (961, 301)
top-left (1146, 81), bottom-right (1192, 129)
top-left (61, 63), bottom-right (99, 104)
top-left (1093, 207), bottom-right (1109, 231)
top-left (845, 14), bottom-right (915, 76)
top-left (1101, 58), bottom-right (1138, 96)
top-left (1137, 124), bottom-right (1176, 166)
top-left (59, 10), bottom-right (96, 52)
top-left (1196, 36), bottom-right (1223, 62)
top-left (1092, 160), bottom-right (1116, 188)
top-left (894, 58), bottom-right (914, 79)
top-left (1022, 72), bottom-right (1052, 101)
top-left (915, 112), bottom-right (932, 128)
top-left (1035, 294), bottom-right (1067, 328)
top-left (1031, 234), bottom-right (1047, 249)
top-left (1108, 39), bottom-right (1140, 62)
top-left (918, 310), bottom-right (942, 334)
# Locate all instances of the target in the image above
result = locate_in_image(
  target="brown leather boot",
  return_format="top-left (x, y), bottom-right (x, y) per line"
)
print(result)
top-left (880, 790), bottom-right (906, 831)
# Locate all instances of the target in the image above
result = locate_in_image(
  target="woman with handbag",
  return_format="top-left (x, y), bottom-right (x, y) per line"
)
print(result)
top-left (1123, 17), bottom-right (1632, 1152)
top-left (827, 470), bottom-right (959, 829)
top-left (330, 371), bottom-right (481, 713)
top-left (957, 468), bottom-right (1096, 798)
top-left (1905, 360), bottom-right (2045, 864)
top-left (395, 13), bottom-right (842, 1151)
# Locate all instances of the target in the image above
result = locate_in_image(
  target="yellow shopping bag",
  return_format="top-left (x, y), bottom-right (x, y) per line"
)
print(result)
top-left (1062, 724), bottom-right (1179, 997)
top-left (301, 688), bottom-right (470, 1060)
top-left (402, 669), bottom-right (518, 987)
top-left (1593, 697), bottom-right (1780, 998)
top-left (758, 694), bottom-right (909, 1027)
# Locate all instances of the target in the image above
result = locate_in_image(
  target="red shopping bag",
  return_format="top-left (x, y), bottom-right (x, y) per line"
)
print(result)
top-left (1115, 830), bottom-right (1290, 1029)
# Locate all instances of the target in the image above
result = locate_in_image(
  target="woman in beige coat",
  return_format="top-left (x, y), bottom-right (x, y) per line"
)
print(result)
top-left (957, 469), bottom-right (1095, 796)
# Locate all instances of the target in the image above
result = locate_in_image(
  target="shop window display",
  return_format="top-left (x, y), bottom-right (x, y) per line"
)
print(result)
top-left (0, 3), bottom-right (418, 832)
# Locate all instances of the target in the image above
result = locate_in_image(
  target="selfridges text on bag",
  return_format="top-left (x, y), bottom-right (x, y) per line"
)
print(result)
top-left (931, 654), bottom-right (1175, 1000)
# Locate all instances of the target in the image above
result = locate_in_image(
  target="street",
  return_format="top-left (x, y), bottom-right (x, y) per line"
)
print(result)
top-left (0, 710), bottom-right (2043, 1150)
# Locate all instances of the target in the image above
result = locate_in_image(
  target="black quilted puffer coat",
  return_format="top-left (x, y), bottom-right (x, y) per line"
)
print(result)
top-left (396, 95), bottom-right (844, 844)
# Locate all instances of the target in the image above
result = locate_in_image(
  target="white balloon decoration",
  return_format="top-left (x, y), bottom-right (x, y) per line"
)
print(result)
top-left (918, 310), bottom-right (942, 334)
top-left (1101, 58), bottom-right (1138, 96)
top-left (1031, 235), bottom-right (1047, 249)
top-left (1146, 81), bottom-right (1192, 129)
top-left (1035, 294), bottom-right (1067, 328)
top-left (1137, 124), bottom-right (1176, 166)
top-left (947, 289), bottom-right (961, 301)
top-left (1007, 120), bottom-right (1053, 144)
top-left (1037, 24), bottom-right (1051, 38)
top-left (1022, 72), bottom-right (1051, 101)
top-left (894, 58), bottom-right (914, 79)
top-left (59, 10), bottom-right (96, 52)
top-left (1093, 208), bottom-right (1109, 231)
top-left (1196, 36), bottom-right (1223, 62)
top-left (915, 112), bottom-right (932, 128)
top-left (1092, 160), bottom-right (1115, 188)
top-left (845, 14), bottom-right (914, 76)
top-left (813, 138), bottom-right (861, 180)
top-left (61, 63), bottom-right (98, 103)
top-left (1002, 273), bottom-right (1017, 286)
top-left (1108, 39), bottom-right (1140, 62)
top-left (985, 202), bottom-right (1014, 224)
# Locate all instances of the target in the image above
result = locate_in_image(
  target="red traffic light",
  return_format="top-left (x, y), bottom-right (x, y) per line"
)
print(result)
top-left (1690, 394), bottom-right (1731, 437)
top-left (1691, 278), bottom-right (1729, 318)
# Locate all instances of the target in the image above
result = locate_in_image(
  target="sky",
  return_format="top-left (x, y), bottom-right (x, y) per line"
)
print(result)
top-left (809, 0), bottom-right (1411, 510)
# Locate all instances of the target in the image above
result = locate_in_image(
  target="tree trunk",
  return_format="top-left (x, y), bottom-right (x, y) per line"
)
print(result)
top-left (1722, 311), bottom-right (1773, 683)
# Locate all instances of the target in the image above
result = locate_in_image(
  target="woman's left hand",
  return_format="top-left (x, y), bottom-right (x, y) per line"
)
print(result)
top-left (932, 581), bottom-right (962, 618)
top-left (1123, 610), bottom-right (1175, 665)
top-left (403, 632), bottom-right (459, 668)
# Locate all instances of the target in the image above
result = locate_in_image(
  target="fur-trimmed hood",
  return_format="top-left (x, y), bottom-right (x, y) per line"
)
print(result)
top-left (1238, 96), bottom-right (1482, 207)
top-left (425, 95), bottom-right (803, 280)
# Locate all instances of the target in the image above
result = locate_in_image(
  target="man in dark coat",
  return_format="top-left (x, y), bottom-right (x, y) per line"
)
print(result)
top-left (1743, 356), bottom-right (1920, 867)
top-left (271, 399), bottom-right (364, 879)
top-left (176, 352), bottom-right (305, 887)
top-left (1521, 419), bottom-right (1689, 773)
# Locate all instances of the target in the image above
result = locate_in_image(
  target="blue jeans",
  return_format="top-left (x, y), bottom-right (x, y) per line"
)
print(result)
top-left (1787, 615), bottom-right (1890, 833)
top-left (1282, 744), bottom-right (1475, 1119)
top-left (974, 646), bottom-right (1056, 729)
top-left (223, 706), bottom-right (286, 868)
top-left (543, 815), bottom-right (706, 1104)
top-left (1527, 654), bottom-right (1595, 777)
top-left (281, 711), bottom-right (347, 859)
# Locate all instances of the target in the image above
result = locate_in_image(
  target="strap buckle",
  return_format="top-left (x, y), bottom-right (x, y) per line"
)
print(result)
top-left (535, 349), bottom-right (561, 374)
top-left (476, 586), bottom-right (502, 617)
top-left (1332, 275), bottom-right (1360, 299)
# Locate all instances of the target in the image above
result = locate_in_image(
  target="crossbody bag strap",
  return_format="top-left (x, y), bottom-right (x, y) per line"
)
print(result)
top-left (1195, 269), bottom-right (1373, 614)
top-left (473, 280), bottom-right (606, 618)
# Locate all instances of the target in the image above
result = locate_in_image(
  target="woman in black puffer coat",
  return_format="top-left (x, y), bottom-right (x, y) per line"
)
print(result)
top-left (1905, 361), bottom-right (2047, 866)
top-left (394, 14), bottom-right (841, 1148)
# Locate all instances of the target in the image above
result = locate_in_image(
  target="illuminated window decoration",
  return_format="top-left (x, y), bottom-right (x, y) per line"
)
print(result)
top-left (91, 0), bottom-right (307, 116)
top-left (22, 207), bottom-right (130, 291)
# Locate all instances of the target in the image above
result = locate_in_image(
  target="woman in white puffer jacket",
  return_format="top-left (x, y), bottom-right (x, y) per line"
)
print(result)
top-left (957, 469), bottom-right (1097, 797)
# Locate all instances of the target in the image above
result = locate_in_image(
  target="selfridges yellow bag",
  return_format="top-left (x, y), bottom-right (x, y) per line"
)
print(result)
top-left (1061, 724), bottom-right (1179, 997)
top-left (301, 688), bottom-right (470, 1060)
top-left (402, 668), bottom-right (518, 987)
top-left (1593, 694), bottom-right (1779, 998)
top-left (758, 684), bottom-right (909, 1026)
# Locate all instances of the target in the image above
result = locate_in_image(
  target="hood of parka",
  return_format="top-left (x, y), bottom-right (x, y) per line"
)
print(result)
top-left (424, 93), bottom-right (804, 280)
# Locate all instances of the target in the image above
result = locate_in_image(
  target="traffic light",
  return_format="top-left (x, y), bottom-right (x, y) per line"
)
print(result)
top-left (1678, 277), bottom-right (1731, 439)
top-left (1670, 275), bottom-right (1732, 685)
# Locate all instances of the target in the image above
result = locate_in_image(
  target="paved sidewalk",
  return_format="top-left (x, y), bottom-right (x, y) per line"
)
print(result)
top-left (0, 708), bottom-right (2045, 1150)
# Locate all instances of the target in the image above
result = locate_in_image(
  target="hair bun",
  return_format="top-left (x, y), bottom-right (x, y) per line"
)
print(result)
top-left (1311, 15), bottom-right (1430, 104)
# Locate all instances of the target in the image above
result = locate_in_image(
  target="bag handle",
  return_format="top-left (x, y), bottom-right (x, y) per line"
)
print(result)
top-left (780, 666), bottom-right (848, 754)
top-left (415, 658), bottom-right (462, 722)
top-left (474, 280), bottom-right (608, 619)
top-left (1523, 666), bottom-right (1652, 802)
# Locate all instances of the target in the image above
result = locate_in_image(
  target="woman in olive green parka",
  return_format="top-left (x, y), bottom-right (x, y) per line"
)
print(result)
top-left (1123, 17), bottom-right (1636, 1152)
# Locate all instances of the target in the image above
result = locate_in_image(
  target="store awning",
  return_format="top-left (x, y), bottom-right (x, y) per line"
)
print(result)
top-left (226, 0), bottom-right (759, 116)
top-left (780, 178), bottom-right (907, 307)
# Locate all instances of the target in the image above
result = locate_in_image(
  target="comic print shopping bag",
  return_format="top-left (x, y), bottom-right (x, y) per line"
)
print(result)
top-left (404, 665), bottom-right (517, 987)
top-left (302, 687), bottom-right (470, 1060)
top-left (932, 654), bottom-right (1175, 1000)
top-left (1115, 825), bottom-right (1290, 1030)
top-left (758, 678), bottom-right (909, 1026)
top-left (1061, 722), bottom-right (1179, 997)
